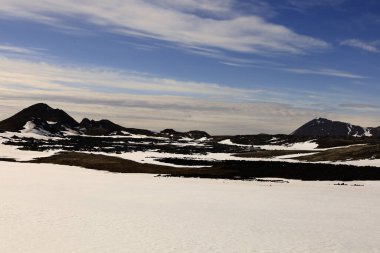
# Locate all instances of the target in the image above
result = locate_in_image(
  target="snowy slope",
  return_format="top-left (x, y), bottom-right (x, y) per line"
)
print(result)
top-left (0, 161), bottom-right (379, 253)
top-left (21, 121), bottom-right (52, 136)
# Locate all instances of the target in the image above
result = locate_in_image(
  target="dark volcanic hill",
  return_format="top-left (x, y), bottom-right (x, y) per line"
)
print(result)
top-left (79, 118), bottom-right (156, 136)
top-left (0, 103), bottom-right (162, 137)
top-left (80, 118), bottom-right (125, 135)
top-left (370, 127), bottom-right (380, 137)
top-left (0, 103), bottom-right (157, 136)
top-left (292, 118), bottom-right (371, 137)
top-left (160, 129), bottom-right (210, 139)
top-left (186, 130), bottom-right (210, 139)
top-left (0, 103), bottom-right (79, 133)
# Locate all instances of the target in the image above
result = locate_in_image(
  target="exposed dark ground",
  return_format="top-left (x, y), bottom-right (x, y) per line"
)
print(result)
top-left (227, 134), bottom-right (379, 148)
top-left (30, 152), bottom-right (380, 181)
top-left (298, 144), bottom-right (380, 162)
top-left (2, 132), bottom-right (380, 181)
top-left (31, 152), bottom-right (231, 177)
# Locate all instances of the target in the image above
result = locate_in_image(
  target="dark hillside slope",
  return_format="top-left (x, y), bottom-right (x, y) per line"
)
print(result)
top-left (292, 118), bottom-right (367, 137)
top-left (0, 103), bottom-right (79, 132)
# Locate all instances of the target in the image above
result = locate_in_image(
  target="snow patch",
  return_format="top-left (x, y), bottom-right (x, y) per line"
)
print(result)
top-left (364, 128), bottom-right (373, 137)
top-left (347, 124), bottom-right (352, 135)
top-left (62, 127), bottom-right (80, 136)
top-left (255, 140), bottom-right (319, 151)
top-left (120, 131), bottom-right (168, 140)
top-left (218, 139), bottom-right (252, 147)
top-left (197, 137), bottom-right (209, 142)
top-left (333, 159), bottom-right (380, 167)
top-left (179, 137), bottom-right (193, 141)
top-left (0, 136), bottom-right (59, 161)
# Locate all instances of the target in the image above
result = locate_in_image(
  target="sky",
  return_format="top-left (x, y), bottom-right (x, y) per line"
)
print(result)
top-left (0, 0), bottom-right (379, 134)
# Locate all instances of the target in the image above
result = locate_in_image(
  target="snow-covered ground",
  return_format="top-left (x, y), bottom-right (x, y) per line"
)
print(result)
top-left (0, 130), bottom-right (62, 141)
top-left (0, 134), bottom-right (59, 161)
top-left (219, 139), bottom-right (320, 150)
top-left (218, 139), bottom-right (367, 152)
top-left (0, 161), bottom-right (379, 253)
top-left (1, 130), bottom-right (380, 167)
top-left (337, 159), bottom-right (380, 167)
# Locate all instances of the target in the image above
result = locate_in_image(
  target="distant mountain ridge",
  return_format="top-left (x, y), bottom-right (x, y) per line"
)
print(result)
top-left (1, 103), bottom-right (379, 138)
top-left (292, 118), bottom-right (380, 137)
top-left (0, 103), bottom-right (210, 138)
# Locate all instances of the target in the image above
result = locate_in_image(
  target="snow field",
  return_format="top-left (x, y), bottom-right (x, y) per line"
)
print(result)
top-left (0, 161), bottom-right (379, 253)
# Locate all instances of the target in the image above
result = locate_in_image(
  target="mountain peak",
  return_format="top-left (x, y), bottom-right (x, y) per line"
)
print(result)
top-left (28, 103), bottom-right (52, 110)
top-left (311, 117), bottom-right (330, 123)
top-left (0, 103), bottom-right (79, 132)
top-left (292, 118), bottom-right (367, 137)
top-left (0, 103), bottom-right (158, 137)
top-left (79, 118), bottom-right (125, 135)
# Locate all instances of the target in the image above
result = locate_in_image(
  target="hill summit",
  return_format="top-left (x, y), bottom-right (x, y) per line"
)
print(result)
top-left (292, 117), bottom-right (375, 137)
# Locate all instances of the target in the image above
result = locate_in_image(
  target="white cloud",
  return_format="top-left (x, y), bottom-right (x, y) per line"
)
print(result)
top-left (339, 103), bottom-right (379, 111)
top-left (0, 44), bottom-right (41, 55)
top-left (285, 67), bottom-right (368, 79)
top-left (288, 0), bottom-right (346, 9)
top-left (340, 39), bottom-right (379, 53)
top-left (0, 0), bottom-right (329, 56)
top-left (0, 56), bottom-right (262, 98)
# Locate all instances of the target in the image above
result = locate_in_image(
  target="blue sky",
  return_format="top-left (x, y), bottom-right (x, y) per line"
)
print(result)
top-left (0, 0), bottom-right (379, 134)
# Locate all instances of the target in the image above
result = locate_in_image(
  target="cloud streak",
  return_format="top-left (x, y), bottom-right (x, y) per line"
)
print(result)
top-left (339, 103), bottom-right (379, 111)
top-left (0, 0), bottom-right (329, 56)
top-left (285, 67), bottom-right (368, 79)
top-left (0, 44), bottom-right (43, 56)
top-left (287, 0), bottom-right (346, 9)
top-left (340, 39), bottom-right (379, 53)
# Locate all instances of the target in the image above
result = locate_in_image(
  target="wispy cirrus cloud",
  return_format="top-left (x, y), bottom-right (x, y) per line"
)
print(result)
top-left (287, 0), bottom-right (346, 9)
top-left (339, 103), bottom-right (379, 111)
top-left (0, 0), bottom-right (329, 57)
top-left (340, 39), bottom-right (380, 53)
top-left (0, 44), bottom-right (43, 56)
top-left (285, 67), bottom-right (368, 79)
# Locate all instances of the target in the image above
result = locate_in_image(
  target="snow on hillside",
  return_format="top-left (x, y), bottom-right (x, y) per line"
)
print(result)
top-left (0, 161), bottom-right (379, 253)
top-left (62, 126), bottom-right (81, 136)
top-left (364, 128), bottom-right (373, 137)
top-left (21, 121), bottom-right (52, 136)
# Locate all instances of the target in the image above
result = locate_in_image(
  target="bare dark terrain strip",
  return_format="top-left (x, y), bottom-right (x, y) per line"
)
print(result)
top-left (30, 152), bottom-right (380, 181)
